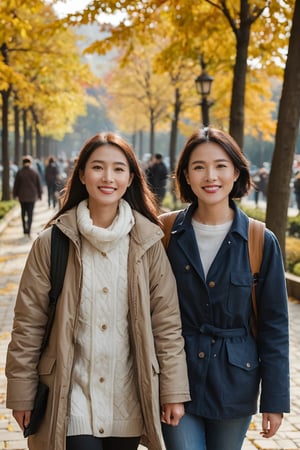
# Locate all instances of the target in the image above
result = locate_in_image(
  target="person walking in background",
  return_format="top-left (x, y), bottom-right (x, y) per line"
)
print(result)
top-left (293, 163), bottom-right (300, 213)
top-left (45, 156), bottom-right (60, 208)
top-left (253, 166), bottom-right (269, 207)
top-left (160, 127), bottom-right (289, 450)
top-left (13, 155), bottom-right (42, 237)
top-left (6, 132), bottom-right (190, 450)
top-left (146, 153), bottom-right (168, 206)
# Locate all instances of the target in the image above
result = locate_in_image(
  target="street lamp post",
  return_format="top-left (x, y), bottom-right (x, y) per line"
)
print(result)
top-left (195, 57), bottom-right (214, 127)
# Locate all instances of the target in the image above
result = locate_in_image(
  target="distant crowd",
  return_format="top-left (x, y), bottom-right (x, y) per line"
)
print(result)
top-left (5, 152), bottom-right (300, 217)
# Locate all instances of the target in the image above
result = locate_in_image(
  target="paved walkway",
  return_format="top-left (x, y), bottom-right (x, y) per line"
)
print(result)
top-left (0, 199), bottom-right (300, 449)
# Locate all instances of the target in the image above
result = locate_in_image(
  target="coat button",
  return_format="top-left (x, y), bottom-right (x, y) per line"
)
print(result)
top-left (185, 265), bottom-right (191, 271)
top-left (101, 324), bottom-right (107, 331)
top-left (246, 362), bottom-right (251, 368)
top-left (99, 428), bottom-right (104, 434)
top-left (102, 287), bottom-right (109, 293)
top-left (198, 351), bottom-right (205, 359)
top-left (208, 281), bottom-right (215, 288)
top-left (99, 377), bottom-right (105, 383)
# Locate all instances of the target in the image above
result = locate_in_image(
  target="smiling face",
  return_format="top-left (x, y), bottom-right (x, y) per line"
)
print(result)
top-left (79, 144), bottom-right (134, 213)
top-left (185, 141), bottom-right (239, 208)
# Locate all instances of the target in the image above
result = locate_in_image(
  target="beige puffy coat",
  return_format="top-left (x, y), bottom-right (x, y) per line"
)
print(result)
top-left (6, 207), bottom-right (190, 450)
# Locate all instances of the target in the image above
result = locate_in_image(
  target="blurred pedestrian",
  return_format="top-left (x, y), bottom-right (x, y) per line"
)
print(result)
top-left (45, 156), bottom-right (60, 208)
top-left (146, 154), bottom-right (168, 206)
top-left (293, 160), bottom-right (300, 213)
top-left (253, 167), bottom-right (269, 207)
top-left (13, 155), bottom-right (42, 237)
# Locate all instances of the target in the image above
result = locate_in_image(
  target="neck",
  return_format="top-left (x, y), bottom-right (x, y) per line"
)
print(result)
top-left (88, 201), bottom-right (119, 228)
top-left (193, 204), bottom-right (234, 225)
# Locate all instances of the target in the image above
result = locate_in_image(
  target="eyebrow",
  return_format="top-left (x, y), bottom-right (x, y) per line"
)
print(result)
top-left (89, 159), bottom-right (127, 166)
top-left (190, 158), bottom-right (230, 165)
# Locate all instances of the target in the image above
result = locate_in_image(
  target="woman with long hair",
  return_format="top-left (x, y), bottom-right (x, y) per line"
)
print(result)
top-left (6, 132), bottom-right (190, 450)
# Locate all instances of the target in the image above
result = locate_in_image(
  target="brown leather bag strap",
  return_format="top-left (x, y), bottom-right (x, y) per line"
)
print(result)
top-left (159, 211), bottom-right (180, 249)
top-left (248, 218), bottom-right (265, 335)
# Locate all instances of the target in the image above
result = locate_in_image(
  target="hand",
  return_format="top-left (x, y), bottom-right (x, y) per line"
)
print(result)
top-left (260, 412), bottom-right (283, 438)
top-left (13, 410), bottom-right (31, 432)
top-left (161, 403), bottom-right (185, 426)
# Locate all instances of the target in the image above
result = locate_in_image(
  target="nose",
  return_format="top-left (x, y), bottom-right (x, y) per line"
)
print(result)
top-left (102, 168), bottom-right (114, 182)
top-left (205, 167), bottom-right (217, 181)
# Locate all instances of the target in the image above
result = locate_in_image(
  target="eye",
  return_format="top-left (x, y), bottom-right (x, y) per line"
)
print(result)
top-left (193, 164), bottom-right (205, 170)
top-left (216, 163), bottom-right (227, 169)
top-left (92, 164), bottom-right (103, 170)
top-left (115, 166), bottom-right (126, 172)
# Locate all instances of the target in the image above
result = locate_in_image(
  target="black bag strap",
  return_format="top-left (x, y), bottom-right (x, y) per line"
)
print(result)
top-left (49, 225), bottom-right (69, 304)
top-left (41, 225), bottom-right (69, 353)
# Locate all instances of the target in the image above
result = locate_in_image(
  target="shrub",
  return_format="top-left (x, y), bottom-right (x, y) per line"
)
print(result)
top-left (286, 236), bottom-right (300, 274)
top-left (287, 215), bottom-right (300, 237)
top-left (237, 203), bottom-right (266, 222)
top-left (293, 262), bottom-right (300, 277)
top-left (0, 200), bottom-right (17, 220)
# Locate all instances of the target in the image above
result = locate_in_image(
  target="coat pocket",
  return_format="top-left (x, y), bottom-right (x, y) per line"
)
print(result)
top-left (226, 340), bottom-right (259, 372)
top-left (223, 340), bottom-right (260, 406)
top-left (227, 271), bottom-right (252, 314)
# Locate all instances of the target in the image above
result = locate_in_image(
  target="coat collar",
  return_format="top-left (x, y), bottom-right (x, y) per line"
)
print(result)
top-left (172, 199), bottom-right (249, 243)
top-left (130, 210), bottom-right (164, 253)
top-left (51, 207), bottom-right (164, 255)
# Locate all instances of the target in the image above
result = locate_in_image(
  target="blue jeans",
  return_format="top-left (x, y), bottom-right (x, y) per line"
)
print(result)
top-left (162, 413), bottom-right (252, 450)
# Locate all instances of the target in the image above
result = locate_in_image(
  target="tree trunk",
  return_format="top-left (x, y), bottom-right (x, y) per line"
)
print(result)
top-left (1, 88), bottom-right (11, 200)
top-left (1, 43), bottom-right (11, 201)
top-left (36, 126), bottom-right (42, 160)
top-left (229, 20), bottom-right (250, 149)
top-left (266, 0), bottom-right (300, 264)
top-left (22, 109), bottom-right (28, 156)
top-left (149, 108), bottom-right (155, 156)
top-left (169, 87), bottom-right (181, 174)
top-left (139, 130), bottom-right (144, 159)
top-left (14, 103), bottom-right (20, 165)
top-left (168, 87), bottom-right (181, 208)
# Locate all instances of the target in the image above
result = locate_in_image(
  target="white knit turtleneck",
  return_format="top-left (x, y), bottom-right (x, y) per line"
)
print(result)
top-left (67, 199), bottom-right (144, 437)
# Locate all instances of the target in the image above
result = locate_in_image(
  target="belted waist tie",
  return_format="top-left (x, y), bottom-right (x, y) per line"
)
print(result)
top-left (183, 323), bottom-right (246, 338)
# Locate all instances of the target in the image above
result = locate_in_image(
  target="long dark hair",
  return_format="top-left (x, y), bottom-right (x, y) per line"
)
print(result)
top-left (176, 127), bottom-right (252, 203)
top-left (50, 132), bottom-right (160, 224)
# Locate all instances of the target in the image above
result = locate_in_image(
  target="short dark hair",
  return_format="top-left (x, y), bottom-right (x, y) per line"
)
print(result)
top-left (175, 127), bottom-right (252, 203)
top-left (22, 155), bottom-right (32, 165)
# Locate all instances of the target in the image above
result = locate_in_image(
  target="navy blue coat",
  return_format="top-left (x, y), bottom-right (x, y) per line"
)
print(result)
top-left (166, 201), bottom-right (290, 419)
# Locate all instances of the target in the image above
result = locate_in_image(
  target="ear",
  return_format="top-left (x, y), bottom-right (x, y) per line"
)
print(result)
top-left (128, 173), bottom-right (134, 187)
top-left (234, 169), bottom-right (240, 182)
top-left (79, 169), bottom-right (85, 185)
top-left (184, 169), bottom-right (190, 185)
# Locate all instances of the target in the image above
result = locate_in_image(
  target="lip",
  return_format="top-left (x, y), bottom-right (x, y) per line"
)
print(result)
top-left (202, 185), bottom-right (220, 193)
top-left (98, 186), bottom-right (116, 194)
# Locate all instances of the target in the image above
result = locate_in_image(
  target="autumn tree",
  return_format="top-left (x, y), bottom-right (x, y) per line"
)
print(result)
top-left (266, 0), bottom-right (300, 262)
top-left (72, 1), bottom-right (292, 146)
top-left (103, 43), bottom-right (172, 155)
top-left (0, 1), bottom-right (95, 200)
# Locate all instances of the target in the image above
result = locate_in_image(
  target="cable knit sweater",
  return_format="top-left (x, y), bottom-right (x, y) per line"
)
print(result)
top-left (67, 199), bottom-right (144, 437)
